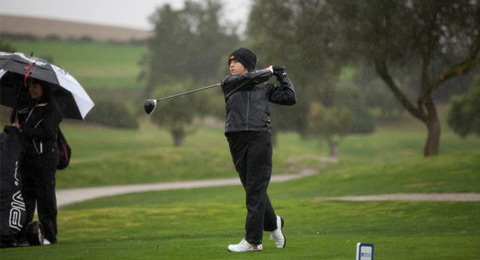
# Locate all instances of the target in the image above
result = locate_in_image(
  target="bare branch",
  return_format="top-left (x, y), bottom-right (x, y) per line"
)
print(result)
top-left (424, 36), bottom-right (480, 99)
top-left (433, 58), bottom-right (480, 88)
top-left (374, 59), bottom-right (426, 122)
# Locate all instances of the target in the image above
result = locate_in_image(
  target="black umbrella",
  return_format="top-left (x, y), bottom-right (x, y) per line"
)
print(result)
top-left (0, 52), bottom-right (94, 120)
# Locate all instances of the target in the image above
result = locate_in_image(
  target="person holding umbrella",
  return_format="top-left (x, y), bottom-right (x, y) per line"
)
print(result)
top-left (222, 47), bottom-right (296, 252)
top-left (11, 78), bottom-right (62, 245)
top-left (1, 52), bottom-right (93, 245)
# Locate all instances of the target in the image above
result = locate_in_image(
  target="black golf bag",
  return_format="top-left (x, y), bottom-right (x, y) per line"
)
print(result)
top-left (0, 126), bottom-right (26, 247)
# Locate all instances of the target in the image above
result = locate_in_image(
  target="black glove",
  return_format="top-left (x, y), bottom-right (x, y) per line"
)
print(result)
top-left (273, 66), bottom-right (287, 81)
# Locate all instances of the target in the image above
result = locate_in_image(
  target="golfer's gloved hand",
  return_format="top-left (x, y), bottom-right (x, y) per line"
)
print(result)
top-left (273, 66), bottom-right (287, 81)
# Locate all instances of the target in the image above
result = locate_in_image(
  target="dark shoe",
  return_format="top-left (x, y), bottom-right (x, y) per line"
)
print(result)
top-left (0, 240), bottom-right (16, 248)
top-left (14, 237), bottom-right (30, 247)
top-left (25, 222), bottom-right (44, 246)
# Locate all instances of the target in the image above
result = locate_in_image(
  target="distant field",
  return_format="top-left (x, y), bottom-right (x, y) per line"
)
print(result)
top-left (4, 39), bottom-right (147, 90)
top-left (0, 15), bottom-right (151, 42)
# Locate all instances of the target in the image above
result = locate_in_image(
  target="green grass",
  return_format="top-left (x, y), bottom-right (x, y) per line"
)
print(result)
top-left (0, 120), bottom-right (477, 259)
top-left (1, 189), bottom-right (479, 259)
top-left (56, 117), bottom-right (480, 190)
top-left (6, 39), bottom-right (147, 90)
top-left (271, 150), bottom-right (480, 200)
top-left (55, 121), bottom-right (328, 189)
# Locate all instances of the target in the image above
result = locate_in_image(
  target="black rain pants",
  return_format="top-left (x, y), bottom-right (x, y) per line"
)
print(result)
top-left (19, 152), bottom-right (58, 244)
top-left (226, 131), bottom-right (278, 245)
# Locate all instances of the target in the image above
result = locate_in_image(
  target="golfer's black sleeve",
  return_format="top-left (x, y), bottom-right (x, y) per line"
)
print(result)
top-left (269, 76), bottom-right (296, 106)
top-left (221, 69), bottom-right (273, 95)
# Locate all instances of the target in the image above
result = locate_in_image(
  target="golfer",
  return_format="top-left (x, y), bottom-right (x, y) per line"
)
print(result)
top-left (222, 47), bottom-right (296, 252)
top-left (11, 78), bottom-right (62, 245)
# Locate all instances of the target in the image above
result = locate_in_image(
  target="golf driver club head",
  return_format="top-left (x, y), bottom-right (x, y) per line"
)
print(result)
top-left (144, 99), bottom-right (157, 115)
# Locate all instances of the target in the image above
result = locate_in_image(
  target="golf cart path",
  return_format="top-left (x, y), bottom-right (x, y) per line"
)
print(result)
top-left (320, 193), bottom-right (480, 202)
top-left (57, 169), bottom-right (480, 207)
top-left (57, 169), bottom-right (317, 207)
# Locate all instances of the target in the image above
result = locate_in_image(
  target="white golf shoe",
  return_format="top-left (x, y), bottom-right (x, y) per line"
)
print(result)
top-left (227, 239), bottom-right (262, 252)
top-left (271, 215), bottom-right (286, 248)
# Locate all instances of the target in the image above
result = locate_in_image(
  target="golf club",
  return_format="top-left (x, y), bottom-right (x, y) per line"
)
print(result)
top-left (144, 83), bottom-right (221, 115)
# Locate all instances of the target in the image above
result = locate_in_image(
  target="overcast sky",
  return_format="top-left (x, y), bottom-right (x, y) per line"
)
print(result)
top-left (0, 0), bottom-right (252, 32)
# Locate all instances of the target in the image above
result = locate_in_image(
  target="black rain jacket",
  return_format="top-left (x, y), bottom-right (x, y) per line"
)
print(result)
top-left (221, 68), bottom-right (296, 134)
top-left (11, 98), bottom-right (62, 156)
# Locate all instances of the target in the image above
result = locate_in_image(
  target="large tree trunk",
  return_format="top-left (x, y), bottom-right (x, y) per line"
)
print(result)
top-left (375, 60), bottom-right (442, 157)
top-left (423, 99), bottom-right (440, 156)
top-left (171, 127), bottom-right (185, 147)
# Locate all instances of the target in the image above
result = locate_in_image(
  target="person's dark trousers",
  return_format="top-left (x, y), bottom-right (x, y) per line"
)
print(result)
top-left (19, 153), bottom-right (58, 244)
top-left (226, 131), bottom-right (278, 245)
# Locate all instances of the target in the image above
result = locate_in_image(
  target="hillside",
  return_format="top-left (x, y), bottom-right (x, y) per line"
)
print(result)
top-left (0, 15), bottom-right (152, 42)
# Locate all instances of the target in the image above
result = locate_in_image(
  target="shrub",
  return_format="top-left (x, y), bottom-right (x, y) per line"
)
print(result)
top-left (348, 107), bottom-right (376, 134)
top-left (447, 78), bottom-right (480, 137)
top-left (85, 100), bottom-right (138, 129)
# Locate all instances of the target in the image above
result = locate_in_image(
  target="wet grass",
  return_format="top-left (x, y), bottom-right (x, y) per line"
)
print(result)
top-left (55, 121), bottom-right (327, 188)
top-left (56, 118), bottom-right (480, 190)
top-left (1, 121), bottom-right (476, 259)
top-left (0, 126), bottom-right (477, 259)
top-left (1, 188), bottom-right (479, 259)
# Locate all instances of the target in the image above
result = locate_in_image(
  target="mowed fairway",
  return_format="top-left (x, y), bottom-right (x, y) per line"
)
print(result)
top-left (1, 173), bottom-right (479, 259)
top-left (1, 120), bottom-right (479, 259)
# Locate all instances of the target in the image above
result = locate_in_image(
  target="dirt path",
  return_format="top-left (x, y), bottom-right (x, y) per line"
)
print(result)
top-left (57, 169), bottom-right (480, 208)
top-left (321, 193), bottom-right (480, 202)
top-left (57, 169), bottom-right (317, 207)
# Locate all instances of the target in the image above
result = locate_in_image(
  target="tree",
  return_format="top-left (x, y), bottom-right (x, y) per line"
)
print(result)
top-left (248, 0), bottom-right (347, 139)
top-left (248, 0), bottom-right (379, 156)
top-left (141, 0), bottom-right (238, 98)
top-left (308, 102), bottom-right (350, 157)
top-left (249, 0), bottom-right (479, 156)
top-left (335, 76), bottom-right (377, 134)
top-left (151, 80), bottom-right (200, 146)
top-left (140, 0), bottom-right (238, 145)
top-left (447, 74), bottom-right (480, 137)
top-left (331, 0), bottom-right (480, 156)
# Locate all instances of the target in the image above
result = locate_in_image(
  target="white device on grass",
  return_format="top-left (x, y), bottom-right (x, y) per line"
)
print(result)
top-left (356, 243), bottom-right (374, 260)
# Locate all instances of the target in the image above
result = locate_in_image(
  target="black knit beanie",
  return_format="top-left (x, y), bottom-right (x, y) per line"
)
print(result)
top-left (228, 47), bottom-right (257, 71)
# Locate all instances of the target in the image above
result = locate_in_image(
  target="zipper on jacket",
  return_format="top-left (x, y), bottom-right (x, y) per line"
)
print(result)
top-left (34, 119), bottom-right (44, 154)
top-left (25, 107), bottom-right (36, 122)
top-left (33, 141), bottom-right (40, 154)
top-left (25, 102), bottom-right (47, 122)
top-left (34, 119), bottom-right (43, 128)
top-left (27, 104), bottom-right (46, 155)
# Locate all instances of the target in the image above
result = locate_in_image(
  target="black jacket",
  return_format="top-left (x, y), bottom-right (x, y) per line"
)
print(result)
top-left (11, 98), bottom-right (62, 156)
top-left (221, 69), bottom-right (296, 133)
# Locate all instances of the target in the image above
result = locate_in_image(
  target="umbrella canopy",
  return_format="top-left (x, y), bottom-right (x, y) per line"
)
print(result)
top-left (0, 52), bottom-right (94, 120)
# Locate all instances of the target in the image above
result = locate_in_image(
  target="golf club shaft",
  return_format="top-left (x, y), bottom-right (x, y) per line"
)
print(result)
top-left (155, 83), bottom-right (221, 102)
